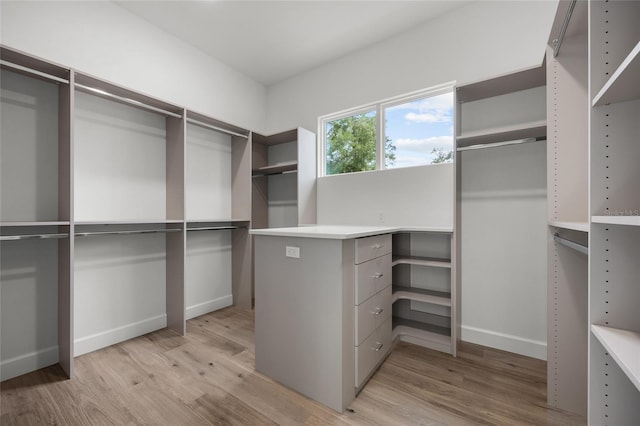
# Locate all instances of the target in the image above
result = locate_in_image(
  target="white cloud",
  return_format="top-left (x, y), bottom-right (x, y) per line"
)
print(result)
top-left (393, 136), bottom-right (453, 153)
top-left (394, 92), bottom-right (454, 124)
top-left (404, 112), bottom-right (447, 123)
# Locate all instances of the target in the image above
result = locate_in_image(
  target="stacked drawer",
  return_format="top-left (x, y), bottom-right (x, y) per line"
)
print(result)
top-left (354, 234), bottom-right (392, 387)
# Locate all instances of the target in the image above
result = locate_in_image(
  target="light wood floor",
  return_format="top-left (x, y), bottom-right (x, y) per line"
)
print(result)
top-left (1, 306), bottom-right (585, 425)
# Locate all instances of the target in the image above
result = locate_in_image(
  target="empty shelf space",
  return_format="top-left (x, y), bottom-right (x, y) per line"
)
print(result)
top-left (392, 285), bottom-right (451, 307)
top-left (548, 221), bottom-right (589, 233)
top-left (591, 324), bottom-right (640, 392)
top-left (456, 120), bottom-right (547, 147)
top-left (392, 255), bottom-right (451, 268)
top-left (392, 317), bottom-right (452, 351)
top-left (592, 216), bottom-right (640, 227)
top-left (252, 161), bottom-right (298, 176)
top-left (593, 41), bottom-right (640, 107)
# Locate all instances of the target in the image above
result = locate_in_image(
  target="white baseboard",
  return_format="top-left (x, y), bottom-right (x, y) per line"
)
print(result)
top-left (74, 314), bottom-right (167, 357)
top-left (1, 345), bottom-right (59, 381)
top-left (186, 295), bottom-right (233, 320)
top-left (461, 325), bottom-right (547, 360)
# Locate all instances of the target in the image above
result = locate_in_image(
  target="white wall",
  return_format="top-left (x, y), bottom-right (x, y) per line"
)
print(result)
top-left (0, 1), bottom-right (267, 132)
top-left (460, 142), bottom-right (548, 359)
top-left (265, 0), bottom-right (556, 134)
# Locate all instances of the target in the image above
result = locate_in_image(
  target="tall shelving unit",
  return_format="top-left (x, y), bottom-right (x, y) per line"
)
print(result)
top-left (251, 128), bottom-right (316, 229)
top-left (391, 231), bottom-right (456, 355)
top-left (545, 0), bottom-right (589, 417)
top-left (0, 45), bottom-right (253, 381)
top-left (72, 71), bottom-right (187, 355)
top-left (455, 65), bottom-right (548, 361)
top-left (0, 48), bottom-right (74, 380)
top-left (588, 0), bottom-right (640, 424)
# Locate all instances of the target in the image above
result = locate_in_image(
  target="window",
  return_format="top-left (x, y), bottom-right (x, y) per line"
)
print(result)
top-left (320, 83), bottom-right (454, 176)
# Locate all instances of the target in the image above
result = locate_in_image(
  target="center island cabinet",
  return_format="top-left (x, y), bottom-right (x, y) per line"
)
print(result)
top-left (250, 224), bottom-right (456, 413)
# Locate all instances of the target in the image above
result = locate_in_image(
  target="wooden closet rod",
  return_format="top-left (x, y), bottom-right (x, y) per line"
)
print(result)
top-left (552, 0), bottom-right (577, 58)
top-left (186, 118), bottom-right (249, 139)
top-left (0, 60), bottom-right (69, 84)
top-left (554, 234), bottom-right (588, 255)
top-left (75, 83), bottom-right (183, 119)
top-left (456, 137), bottom-right (545, 152)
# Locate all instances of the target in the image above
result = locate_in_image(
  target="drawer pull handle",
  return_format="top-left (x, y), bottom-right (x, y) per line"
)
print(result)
top-left (372, 307), bottom-right (384, 316)
top-left (372, 342), bottom-right (384, 352)
top-left (372, 244), bottom-right (382, 250)
top-left (372, 273), bottom-right (384, 279)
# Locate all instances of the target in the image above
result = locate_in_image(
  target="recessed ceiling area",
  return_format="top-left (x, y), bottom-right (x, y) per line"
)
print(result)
top-left (114, 1), bottom-right (472, 86)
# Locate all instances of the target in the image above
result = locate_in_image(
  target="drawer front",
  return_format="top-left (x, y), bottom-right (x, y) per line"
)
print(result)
top-left (355, 286), bottom-right (392, 345)
top-left (355, 318), bottom-right (392, 387)
top-left (355, 253), bottom-right (391, 305)
top-left (355, 234), bottom-right (392, 264)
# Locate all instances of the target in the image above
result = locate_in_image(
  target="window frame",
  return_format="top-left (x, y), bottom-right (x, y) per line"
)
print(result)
top-left (318, 81), bottom-right (455, 177)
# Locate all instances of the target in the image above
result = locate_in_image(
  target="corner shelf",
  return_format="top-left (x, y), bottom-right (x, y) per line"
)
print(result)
top-left (456, 120), bottom-right (547, 148)
top-left (392, 317), bottom-right (452, 353)
top-left (548, 221), bottom-right (590, 233)
top-left (592, 216), bottom-right (640, 227)
top-left (591, 325), bottom-right (640, 392)
top-left (592, 41), bottom-right (640, 107)
top-left (391, 285), bottom-right (451, 307)
top-left (392, 255), bottom-right (451, 269)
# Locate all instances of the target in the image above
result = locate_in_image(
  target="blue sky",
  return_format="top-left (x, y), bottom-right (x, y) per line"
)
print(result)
top-left (385, 91), bottom-right (454, 168)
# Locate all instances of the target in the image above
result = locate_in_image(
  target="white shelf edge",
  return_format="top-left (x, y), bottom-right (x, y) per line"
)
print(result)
top-left (591, 324), bottom-right (640, 392)
top-left (548, 221), bottom-right (590, 232)
top-left (392, 256), bottom-right (452, 269)
top-left (391, 289), bottom-right (451, 307)
top-left (592, 41), bottom-right (640, 107)
top-left (592, 216), bottom-right (640, 227)
top-left (457, 119), bottom-right (547, 142)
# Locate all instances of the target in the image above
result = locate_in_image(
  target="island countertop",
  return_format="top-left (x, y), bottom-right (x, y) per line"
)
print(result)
top-left (249, 224), bottom-right (453, 239)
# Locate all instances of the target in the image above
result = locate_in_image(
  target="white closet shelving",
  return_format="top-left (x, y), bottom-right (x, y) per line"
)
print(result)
top-left (251, 128), bottom-right (316, 229)
top-left (588, 0), bottom-right (640, 423)
top-left (456, 64), bottom-right (548, 363)
top-left (0, 45), bottom-right (252, 382)
top-left (0, 48), bottom-right (73, 381)
top-left (456, 66), bottom-right (546, 150)
top-left (391, 232), bottom-right (456, 355)
top-left (545, 0), bottom-right (589, 417)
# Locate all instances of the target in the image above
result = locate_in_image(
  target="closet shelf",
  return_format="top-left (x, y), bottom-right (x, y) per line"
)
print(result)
top-left (392, 317), bottom-right (452, 352)
top-left (592, 41), bottom-right (640, 107)
top-left (392, 285), bottom-right (451, 307)
top-left (252, 161), bottom-right (298, 176)
top-left (456, 120), bottom-right (547, 148)
top-left (392, 255), bottom-right (451, 268)
top-left (592, 216), bottom-right (640, 227)
top-left (548, 221), bottom-right (589, 233)
top-left (591, 325), bottom-right (640, 392)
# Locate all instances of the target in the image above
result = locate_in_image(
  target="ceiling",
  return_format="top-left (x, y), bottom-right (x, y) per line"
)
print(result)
top-left (115, 1), bottom-right (472, 86)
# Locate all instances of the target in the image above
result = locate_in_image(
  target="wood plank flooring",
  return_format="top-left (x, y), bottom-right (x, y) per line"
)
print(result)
top-left (1, 306), bottom-right (585, 425)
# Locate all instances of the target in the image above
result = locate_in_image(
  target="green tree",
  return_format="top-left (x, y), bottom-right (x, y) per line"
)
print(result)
top-left (430, 147), bottom-right (454, 164)
top-left (326, 114), bottom-right (395, 174)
